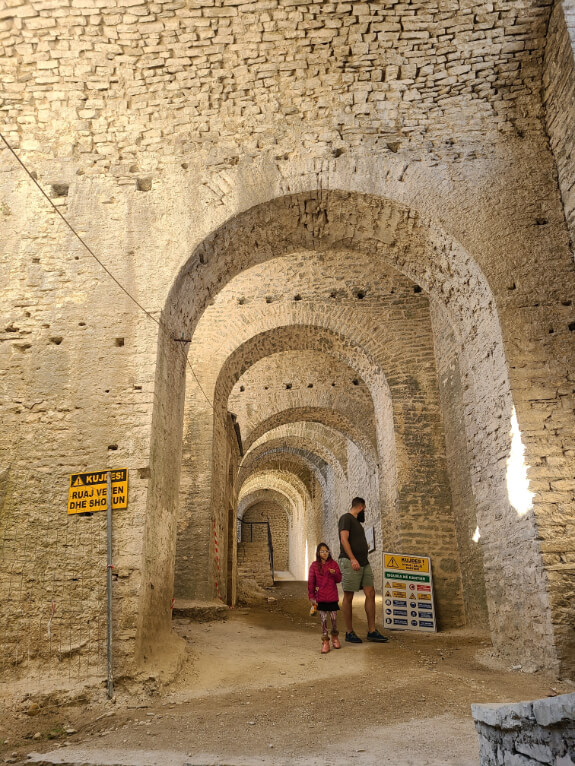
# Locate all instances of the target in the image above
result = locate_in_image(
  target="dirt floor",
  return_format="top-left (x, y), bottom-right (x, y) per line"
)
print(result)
top-left (1, 581), bottom-right (573, 766)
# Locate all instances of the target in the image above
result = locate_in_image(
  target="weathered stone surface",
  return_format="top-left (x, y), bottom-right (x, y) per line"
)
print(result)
top-left (533, 695), bottom-right (575, 728)
top-left (473, 693), bottom-right (575, 766)
top-left (1, 0), bottom-right (575, 685)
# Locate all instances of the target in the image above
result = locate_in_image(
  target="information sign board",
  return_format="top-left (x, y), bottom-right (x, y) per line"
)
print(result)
top-left (383, 551), bottom-right (436, 632)
top-left (68, 469), bottom-right (128, 514)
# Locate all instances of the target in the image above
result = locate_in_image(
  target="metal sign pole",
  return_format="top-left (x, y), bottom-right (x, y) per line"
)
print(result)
top-left (106, 471), bottom-right (114, 699)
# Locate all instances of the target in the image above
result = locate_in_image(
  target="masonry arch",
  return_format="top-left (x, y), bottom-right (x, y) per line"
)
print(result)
top-left (138, 189), bottom-right (555, 673)
top-left (238, 489), bottom-right (294, 525)
top-left (243, 408), bottom-right (377, 466)
top-left (239, 470), bottom-right (316, 579)
top-left (174, 322), bottom-right (395, 607)
top-left (208, 323), bottom-right (398, 544)
top-left (240, 438), bottom-right (347, 488)
top-left (251, 423), bottom-right (353, 476)
top-left (241, 500), bottom-right (291, 572)
top-left (238, 440), bottom-right (351, 579)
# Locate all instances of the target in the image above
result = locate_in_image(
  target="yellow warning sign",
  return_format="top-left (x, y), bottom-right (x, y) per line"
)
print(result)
top-left (383, 551), bottom-right (436, 633)
top-left (68, 469), bottom-right (128, 514)
top-left (384, 554), bottom-right (429, 573)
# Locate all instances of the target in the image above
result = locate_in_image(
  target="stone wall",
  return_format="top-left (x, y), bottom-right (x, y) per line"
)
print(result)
top-left (2, 0), bottom-right (575, 680)
top-left (430, 300), bottom-right (489, 629)
top-left (243, 500), bottom-right (289, 572)
top-left (0, 0), bottom-right (553, 165)
top-left (544, 0), bottom-right (575, 249)
top-left (472, 692), bottom-right (575, 766)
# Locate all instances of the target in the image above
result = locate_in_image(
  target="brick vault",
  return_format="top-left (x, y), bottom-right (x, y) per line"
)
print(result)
top-left (1, 1), bottom-right (574, 683)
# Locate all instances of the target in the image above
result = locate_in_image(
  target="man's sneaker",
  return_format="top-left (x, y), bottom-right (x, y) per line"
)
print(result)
top-left (345, 631), bottom-right (363, 644)
top-left (366, 629), bottom-right (388, 643)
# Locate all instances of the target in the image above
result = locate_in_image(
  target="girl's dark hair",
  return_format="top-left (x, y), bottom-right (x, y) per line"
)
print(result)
top-left (315, 542), bottom-right (332, 566)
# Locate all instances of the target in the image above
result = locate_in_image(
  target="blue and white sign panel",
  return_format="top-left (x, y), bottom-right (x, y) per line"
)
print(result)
top-left (382, 552), bottom-right (437, 632)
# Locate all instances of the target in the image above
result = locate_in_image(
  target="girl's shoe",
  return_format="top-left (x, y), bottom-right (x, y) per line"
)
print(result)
top-left (321, 636), bottom-right (331, 654)
top-left (331, 631), bottom-right (341, 649)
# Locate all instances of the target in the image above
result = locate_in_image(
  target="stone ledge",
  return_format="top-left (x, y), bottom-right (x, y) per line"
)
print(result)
top-left (171, 599), bottom-right (229, 622)
top-left (472, 693), bottom-right (575, 766)
top-left (472, 693), bottom-right (575, 730)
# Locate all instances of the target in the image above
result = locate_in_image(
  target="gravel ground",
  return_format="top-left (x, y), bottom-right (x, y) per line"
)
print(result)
top-left (2, 582), bottom-right (572, 766)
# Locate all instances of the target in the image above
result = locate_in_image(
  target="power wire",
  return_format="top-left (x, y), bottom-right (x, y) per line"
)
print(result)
top-left (0, 133), bottom-right (214, 410)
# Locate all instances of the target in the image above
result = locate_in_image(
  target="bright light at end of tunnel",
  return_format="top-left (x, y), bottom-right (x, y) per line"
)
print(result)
top-left (472, 526), bottom-right (480, 543)
top-left (506, 407), bottom-right (535, 516)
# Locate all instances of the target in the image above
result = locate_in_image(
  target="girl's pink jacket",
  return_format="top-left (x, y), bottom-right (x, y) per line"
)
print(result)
top-left (308, 558), bottom-right (342, 603)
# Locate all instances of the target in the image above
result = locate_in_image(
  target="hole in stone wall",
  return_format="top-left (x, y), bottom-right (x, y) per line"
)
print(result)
top-left (181, 163), bottom-right (189, 169)
top-left (562, 301), bottom-right (572, 306)
top-left (308, 383), bottom-right (313, 388)
top-left (25, 312), bottom-right (30, 317)
top-left (115, 338), bottom-right (125, 347)
top-left (568, 322), bottom-right (575, 332)
top-left (294, 294), bottom-right (302, 301)
top-left (357, 291), bottom-right (365, 299)
top-left (51, 184), bottom-right (69, 197)
top-left (5, 323), bottom-right (19, 332)
top-left (330, 291), bottom-right (337, 298)
top-left (549, 328), bottom-right (554, 334)
top-left (332, 147), bottom-right (345, 157)
top-left (264, 386), bottom-right (269, 390)
top-left (136, 177), bottom-right (153, 192)
top-left (507, 283), bottom-right (516, 291)
top-left (79, 322), bottom-right (86, 327)
top-left (105, 389), bottom-right (110, 393)
top-left (285, 383), bottom-right (292, 390)
top-left (239, 385), bottom-right (245, 392)
top-left (331, 382), bottom-right (336, 387)
top-left (535, 217), bottom-right (549, 226)
top-left (108, 444), bottom-right (118, 451)
top-left (413, 285), bottom-right (422, 293)
top-left (265, 297), bottom-right (273, 303)
top-left (32, 257), bottom-right (40, 263)
top-left (134, 385), bottom-right (142, 390)
top-left (352, 379), bottom-right (359, 385)
top-left (138, 466), bottom-right (151, 479)
top-left (49, 337), bottom-right (63, 345)
top-left (238, 297), bottom-right (246, 305)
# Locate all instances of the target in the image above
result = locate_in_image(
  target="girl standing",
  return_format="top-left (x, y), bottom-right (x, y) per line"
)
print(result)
top-left (308, 542), bottom-right (342, 653)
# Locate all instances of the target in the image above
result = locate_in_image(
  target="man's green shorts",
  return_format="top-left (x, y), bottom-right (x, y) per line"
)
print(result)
top-left (339, 558), bottom-right (375, 591)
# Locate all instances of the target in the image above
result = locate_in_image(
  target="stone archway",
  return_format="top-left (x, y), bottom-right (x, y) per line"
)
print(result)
top-left (239, 470), bottom-right (315, 580)
top-left (138, 189), bottom-right (557, 673)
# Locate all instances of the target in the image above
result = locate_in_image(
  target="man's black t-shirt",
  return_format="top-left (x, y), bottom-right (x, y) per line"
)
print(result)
top-left (338, 512), bottom-right (369, 567)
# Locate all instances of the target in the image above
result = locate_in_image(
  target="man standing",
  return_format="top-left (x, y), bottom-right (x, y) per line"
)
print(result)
top-left (338, 497), bottom-right (388, 643)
